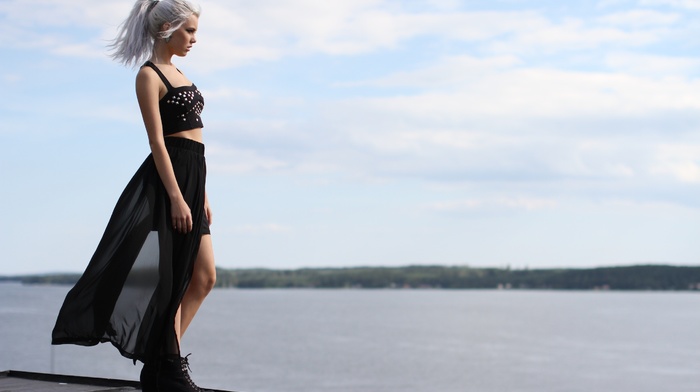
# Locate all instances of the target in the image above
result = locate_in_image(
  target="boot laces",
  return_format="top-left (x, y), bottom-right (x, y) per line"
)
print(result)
top-left (180, 354), bottom-right (203, 392)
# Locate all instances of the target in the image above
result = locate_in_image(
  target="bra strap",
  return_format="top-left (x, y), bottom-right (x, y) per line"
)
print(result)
top-left (144, 61), bottom-right (174, 91)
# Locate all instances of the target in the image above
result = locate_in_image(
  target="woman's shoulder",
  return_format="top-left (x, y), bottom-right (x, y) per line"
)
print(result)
top-left (137, 62), bottom-right (156, 78)
top-left (135, 64), bottom-right (166, 100)
top-left (136, 64), bottom-right (162, 86)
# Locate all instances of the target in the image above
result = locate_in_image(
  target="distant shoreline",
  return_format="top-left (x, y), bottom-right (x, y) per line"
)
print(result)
top-left (2, 264), bottom-right (700, 291)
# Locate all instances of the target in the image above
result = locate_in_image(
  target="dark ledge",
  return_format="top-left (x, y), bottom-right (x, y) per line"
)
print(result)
top-left (0, 370), bottom-right (233, 392)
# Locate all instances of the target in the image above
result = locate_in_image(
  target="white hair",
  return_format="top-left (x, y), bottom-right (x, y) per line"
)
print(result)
top-left (109, 0), bottom-right (201, 68)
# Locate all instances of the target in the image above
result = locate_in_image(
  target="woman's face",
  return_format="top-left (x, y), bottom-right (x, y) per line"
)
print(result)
top-left (167, 14), bottom-right (199, 57)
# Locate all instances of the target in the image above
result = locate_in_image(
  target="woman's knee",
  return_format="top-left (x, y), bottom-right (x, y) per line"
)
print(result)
top-left (195, 271), bottom-right (215, 295)
top-left (202, 270), bottom-right (216, 293)
top-left (194, 235), bottom-right (216, 294)
top-left (190, 267), bottom-right (216, 298)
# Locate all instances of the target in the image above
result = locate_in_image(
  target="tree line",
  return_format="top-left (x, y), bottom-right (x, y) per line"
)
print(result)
top-left (4, 264), bottom-right (700, 290)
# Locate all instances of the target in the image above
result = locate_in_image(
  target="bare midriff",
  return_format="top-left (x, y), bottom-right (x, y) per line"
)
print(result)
top-left (165, 128), bottom-right (203, 143)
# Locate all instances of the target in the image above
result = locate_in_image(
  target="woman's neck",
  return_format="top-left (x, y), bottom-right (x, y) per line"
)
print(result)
top-left (150, 41), bottom-right (174, 66)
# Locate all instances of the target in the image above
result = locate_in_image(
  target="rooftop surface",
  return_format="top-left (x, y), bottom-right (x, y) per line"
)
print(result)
top-left (0, 370), bottom-right (231, 392)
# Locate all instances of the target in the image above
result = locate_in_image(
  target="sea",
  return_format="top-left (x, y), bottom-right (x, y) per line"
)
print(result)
top-left (0, 282), bottom-right (698, 392)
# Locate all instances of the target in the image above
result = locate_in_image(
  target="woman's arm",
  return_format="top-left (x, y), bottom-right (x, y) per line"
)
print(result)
top-left (135, 67), bottom-right (193, 234)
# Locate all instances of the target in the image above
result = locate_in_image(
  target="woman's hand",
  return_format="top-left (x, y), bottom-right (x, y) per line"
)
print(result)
top-left (171, 196), bottom-right (193, 234)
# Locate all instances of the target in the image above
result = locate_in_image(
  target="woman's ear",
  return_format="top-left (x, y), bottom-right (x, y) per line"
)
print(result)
top-left (160, 22), bottom-right (171, 32)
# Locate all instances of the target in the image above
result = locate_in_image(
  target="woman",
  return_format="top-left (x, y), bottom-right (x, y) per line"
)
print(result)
top-left (52, 1), bottom-right (216, 391)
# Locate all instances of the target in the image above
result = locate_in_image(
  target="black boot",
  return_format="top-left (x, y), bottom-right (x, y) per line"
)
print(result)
top-left (157, 354), bottom-right (203, 392)
top-left (140, 360), bottom-right (158, 392)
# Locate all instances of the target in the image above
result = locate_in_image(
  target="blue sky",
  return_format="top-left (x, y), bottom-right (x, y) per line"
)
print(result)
top-left (1, 0), bottom-right (699, 274)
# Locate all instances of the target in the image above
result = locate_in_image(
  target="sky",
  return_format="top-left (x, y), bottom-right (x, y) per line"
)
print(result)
top-left (1, 0), bottom-right (699, 275)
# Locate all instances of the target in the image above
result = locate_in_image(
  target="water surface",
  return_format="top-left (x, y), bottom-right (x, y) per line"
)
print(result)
top-left (0, 283), bottom-right (697, 392)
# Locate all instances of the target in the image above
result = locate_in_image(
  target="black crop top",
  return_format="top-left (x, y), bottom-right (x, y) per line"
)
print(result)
top-left (144, 61), bottom-right (204, 135)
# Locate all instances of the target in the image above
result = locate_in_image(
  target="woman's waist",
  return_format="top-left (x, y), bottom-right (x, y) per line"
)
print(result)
top-left (164, 128), bottom-right (203, 142)
top-left (164, 132), bottom-right (205, 155)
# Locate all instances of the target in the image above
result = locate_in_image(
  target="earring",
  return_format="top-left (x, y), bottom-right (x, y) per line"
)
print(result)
top-left (165, 36), bottom-right (171, 43)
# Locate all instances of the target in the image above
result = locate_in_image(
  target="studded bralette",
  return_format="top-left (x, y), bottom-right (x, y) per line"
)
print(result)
top-left (144, 61), bottom-right (204, 136)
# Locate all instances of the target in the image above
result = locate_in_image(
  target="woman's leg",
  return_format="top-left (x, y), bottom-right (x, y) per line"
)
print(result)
top-left (159, 236), bottom-right (214, 391)
top-left (175, 234), bottom-right (216, 341)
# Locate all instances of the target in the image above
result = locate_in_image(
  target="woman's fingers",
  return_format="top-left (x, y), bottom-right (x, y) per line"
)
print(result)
top-left (180, 216), bottom-right (191, 234)
top-left (185, 215), bottom-right (192, 233)
top-left (173, 214), bottom-right (193, 234)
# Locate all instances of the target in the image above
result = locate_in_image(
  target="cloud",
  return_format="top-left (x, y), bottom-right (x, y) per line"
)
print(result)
top-left (0, 0), bottom-right (125, 28)
top-left (3, 3), bottom-right (699, 195)
top-left (207, 143), bottom-right (291, 174)
top-left (229, 223), bottom-right (291, 234)
top-left (3, 0), bottom-right (696, 74)
top-left (605, 52), bottom-right (700, 76)
top-left (197, 5), bottom-right (671, 68)
top-left (51, 43), bottom-right (107, 58)
top-left (651, 144), bottom-right (700, 183)
top-left (3, 0), bottom-right (700, 273)
top-left (597, 9), bottom-right (681, 26)
top-left (197, 36), bottom-right (699, 203)
top-left (0, 0), bottom-right (127, 61)
top-left (488, 18), bottom-right (662, 55)
top-left (337, 55), bottom-right (522, 89)
top-left (334, 59), bottom-right (700, 121)
top-left (639, 0), bottom-right (700, 9)
top-left (2, 73), bottom-right (22, 83)
top-left (196, 6), bottom-right (536, 70)
top-left (428, 197), bottom-right (559, 215)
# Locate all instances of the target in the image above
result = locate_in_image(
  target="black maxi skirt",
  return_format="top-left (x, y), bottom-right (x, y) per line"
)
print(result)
top-left (52, 137), bottom-right (207, 363)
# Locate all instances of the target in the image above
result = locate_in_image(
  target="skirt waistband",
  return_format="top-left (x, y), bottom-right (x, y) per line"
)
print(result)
top-left (164, 137), bottom-right (205, 155)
